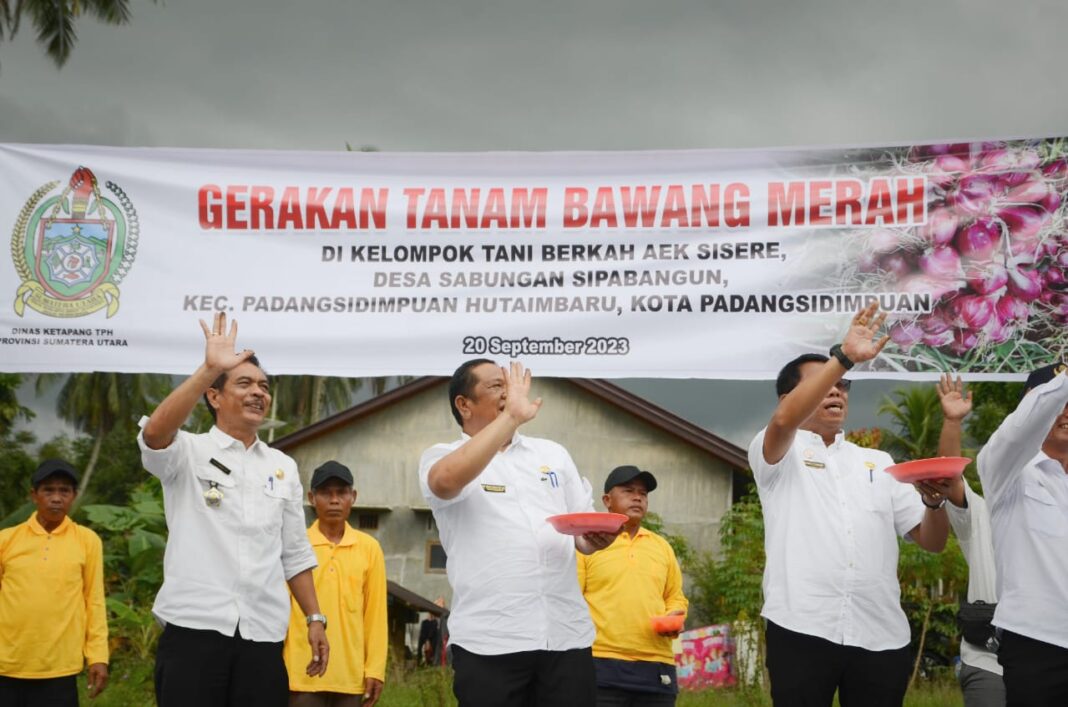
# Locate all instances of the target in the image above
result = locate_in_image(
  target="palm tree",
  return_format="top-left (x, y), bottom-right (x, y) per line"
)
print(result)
top-left (0, 373), bottom-right (33, 436)
top-left (267, 375), bottom-right (355, 440)
top-left (264, 375), bottom-right (414, 441)
top-left (0, 0), bottom-right (138, 69)
top-left (877, 385), bottom-right (943, 461)
top-left (35, 372), bottom-right (170, 505)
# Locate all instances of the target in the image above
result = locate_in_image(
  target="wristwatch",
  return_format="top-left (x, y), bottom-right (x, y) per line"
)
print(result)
top-left (922, 496), bottom-right (947, 510)
top-left (306, 613), bottom-right (328, 629)
top-left (829, 343), bottom-right (855, 370)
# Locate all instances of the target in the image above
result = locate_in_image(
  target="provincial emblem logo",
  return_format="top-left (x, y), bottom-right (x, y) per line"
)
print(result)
top-left (11, 166), bottom-right (138, 318)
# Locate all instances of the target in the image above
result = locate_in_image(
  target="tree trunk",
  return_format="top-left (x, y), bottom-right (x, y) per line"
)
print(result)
top-left (908, 602), bottom-right (933, 689)
top-left (72, 421), bottom-right (104, 510)
top-left (311, 376), bottom-right (326, 423)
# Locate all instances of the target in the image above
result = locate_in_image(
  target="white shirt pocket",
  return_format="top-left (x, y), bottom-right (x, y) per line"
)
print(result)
top-left (260, 477), bottom-right (291, 531)
top-left (194, 465), bottom-right (237, 509)
top-left (1023, 482), bottom-right (1068, 537)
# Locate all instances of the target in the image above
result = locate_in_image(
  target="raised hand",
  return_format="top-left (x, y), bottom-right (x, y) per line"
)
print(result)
top-left (198, 312), bottom-right (254, 373)
top-left (841, 302), bottom-right (890, 364)
top-left (937, 373), bottom-right (973, 422)
top-left (502, 361), bottom-right (543, 426)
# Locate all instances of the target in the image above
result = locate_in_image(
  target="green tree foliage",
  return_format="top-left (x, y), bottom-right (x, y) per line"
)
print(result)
top-left (965, 381), bottom-right (1025, 446)
top-left (688, 487), bottom-right (765, 627)
top-left (898, 532), bottom-right (968, 685)
top-left (685, 487), bottom-right (767, 687)
top-left (0, 373), bottom-right (33, 435)
top-left (83, 481), bottom-right (166, 659)
top-left (878, 386), bottom-right (943, 460)
top-left (268, 375), bottom-right (356, 438)
top-left (0, 0), bottom-right (143, 69)
top-left (35, 372), bottom-right (170, 506)
top-left (641, 511), bottom-right (693, 567)
top-left (0, 428), bottom-right (38, 525)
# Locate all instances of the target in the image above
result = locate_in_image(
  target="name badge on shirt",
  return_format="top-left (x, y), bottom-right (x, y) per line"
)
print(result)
top-left (803, 460), bottom-right (826, 469)
top-left (481, 484), bottom-right (507, 493)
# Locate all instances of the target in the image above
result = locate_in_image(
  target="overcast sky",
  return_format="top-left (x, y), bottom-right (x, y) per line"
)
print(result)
top-left (3, 0), bottom-right (1063, 447)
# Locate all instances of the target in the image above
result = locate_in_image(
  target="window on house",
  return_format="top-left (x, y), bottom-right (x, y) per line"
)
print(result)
top-left (426, 541), bottom-right (447, 573)
top-left (357, 513), bottom-right (379, 530)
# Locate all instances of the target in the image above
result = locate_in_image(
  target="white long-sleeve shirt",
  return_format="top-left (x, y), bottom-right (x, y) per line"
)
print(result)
top-left (138, 423), bottom-right (317, 642)
top-left (945, 483), bottom-right (1001, 675)
top-left (977, 372), bottom-right (1068, 650)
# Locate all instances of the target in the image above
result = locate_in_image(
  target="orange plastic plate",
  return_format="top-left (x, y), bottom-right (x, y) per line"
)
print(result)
top-left (884, 456), bottom-right (969, 483)
top-left (650, 614), bottom-right (686, 633)
top-left (546, 512), bottom-right (628, 536)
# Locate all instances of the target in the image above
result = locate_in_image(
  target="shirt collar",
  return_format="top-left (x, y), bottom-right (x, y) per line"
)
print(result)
top-left (308, 519), bottom-right (358, 547)
top-left (459, 431), bottom-right (524, 450)
top-left (209, 425), bottom-right (265, 452)
top-left (798, 428), bottom-right (845, 450)
top-left (1034, 451), bottom-right (1067, 477)
top-left (28, 512), bottom-right (72, 536)
top-left (613, 525), bottom-right (650, 545)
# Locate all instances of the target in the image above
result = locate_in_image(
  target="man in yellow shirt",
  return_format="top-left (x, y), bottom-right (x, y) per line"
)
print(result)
top-left (0, 459), bottom-right (108, 706)
top-left (577, 465), bottom-right (687, 707)
top-left (285, 461), bottom-right (388, 707)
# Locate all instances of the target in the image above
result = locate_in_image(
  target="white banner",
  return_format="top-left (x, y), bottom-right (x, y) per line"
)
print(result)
top-left (1, 141), bottom-right (1065, 379)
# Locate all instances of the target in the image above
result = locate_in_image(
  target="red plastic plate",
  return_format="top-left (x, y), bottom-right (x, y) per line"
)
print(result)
top-left (884, 456), bottom-right (969, 483)
top-left (546, 512), bottom-right (628, 536)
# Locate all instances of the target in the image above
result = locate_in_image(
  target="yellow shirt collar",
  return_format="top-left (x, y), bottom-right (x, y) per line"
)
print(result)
top-left (28, 512), bottom-right (72, 536)
top-left (308, 519), bottom-right (358, 548)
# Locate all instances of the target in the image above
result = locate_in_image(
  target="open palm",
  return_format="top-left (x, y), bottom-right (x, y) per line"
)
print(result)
top-left (937, 373), bottom-right (973, 421)
top-left (503, 361), bottom-right (542, 424)
top-left (841, 303), bottom-right (890, 364)
top-left (199, 312), bottom-right (254, 372)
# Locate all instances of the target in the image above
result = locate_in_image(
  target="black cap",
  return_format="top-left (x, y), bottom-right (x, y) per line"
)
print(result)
top-left (603, 465), bottom-right (658, 494)
top-left (310, 460), bottom-right (354, 490)
top-left (31, 459), bottom-right (79, 488)
top-left (1024, 361), bottom-right (1067, 393)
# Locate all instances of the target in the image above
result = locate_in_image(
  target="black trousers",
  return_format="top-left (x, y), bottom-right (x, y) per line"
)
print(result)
top-left (596, 686), bottom-right (676, 706)
top-left (764, 621), bottom-right (911, 707)
top-left (998, 630), bottom-right (1068, 707)
top-left (155, 623), bottom-right (288, 707)
top-left (0, 675), bottom-right (78, 707)
top-left (451, 644), bottom-right (596, 707)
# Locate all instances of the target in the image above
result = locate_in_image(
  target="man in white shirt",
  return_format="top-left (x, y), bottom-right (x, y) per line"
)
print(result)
top-left (748, 304), bottom-right (950, 707)
top-left (977, 361), bottom-right (1068, 706)
top-left (419, 359), bottom-right (618, 707)
top-left (139, 313), bottom-right (329, 707)
top-left (933, 374), bottom-right (1004, 707)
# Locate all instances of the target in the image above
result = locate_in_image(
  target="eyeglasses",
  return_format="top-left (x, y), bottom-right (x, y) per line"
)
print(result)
top-left (833, 380), bottom-right (852, 392)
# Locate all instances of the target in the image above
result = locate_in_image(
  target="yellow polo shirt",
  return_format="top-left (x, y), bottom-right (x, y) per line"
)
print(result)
top-left (577, 526), bottom-right (688, 665)
top-left (0, 513), bottom-right (108, 678)
top-left (284, 520), bottom-right (388, 694)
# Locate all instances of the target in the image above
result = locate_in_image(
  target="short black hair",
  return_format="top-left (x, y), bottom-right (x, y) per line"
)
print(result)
top-left (202, 355), bottom-right (267, 422)
top-left (448, 358), bottom-right (495, 426)
top-left (775, 353), bottom-right (830, 397)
